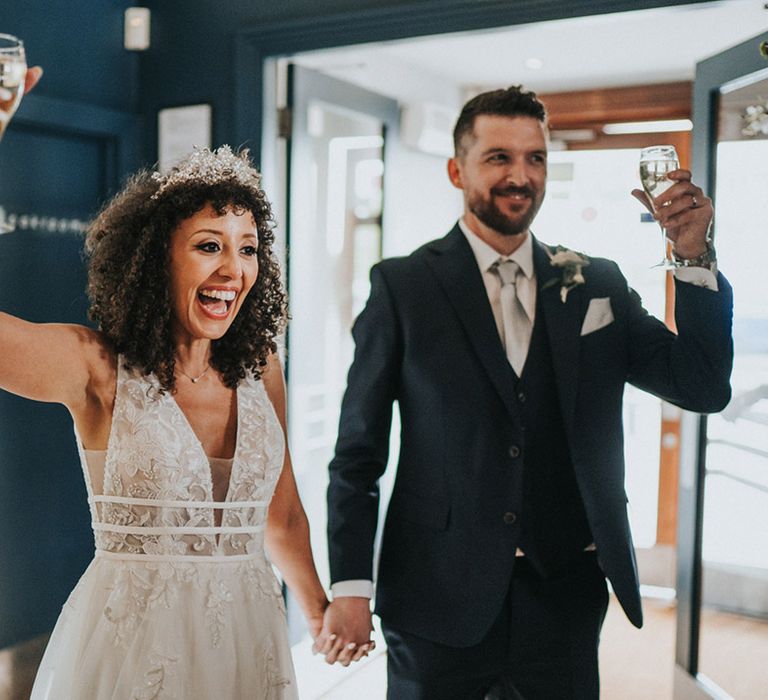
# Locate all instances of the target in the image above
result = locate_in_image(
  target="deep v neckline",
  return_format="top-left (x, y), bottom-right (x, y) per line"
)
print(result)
top-left (166, 385), bottom-right (242, 507)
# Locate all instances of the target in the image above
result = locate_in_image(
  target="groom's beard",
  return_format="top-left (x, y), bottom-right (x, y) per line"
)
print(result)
top-left (469, 184), bottom-right (543, 237)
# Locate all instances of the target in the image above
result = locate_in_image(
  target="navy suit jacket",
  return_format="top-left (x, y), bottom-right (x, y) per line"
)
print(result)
top-left (327, 225), bottom-right (733, 647)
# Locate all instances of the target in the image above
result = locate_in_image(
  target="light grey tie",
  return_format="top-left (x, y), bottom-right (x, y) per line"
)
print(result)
top-left (492, 259), bottom-right (532, 375)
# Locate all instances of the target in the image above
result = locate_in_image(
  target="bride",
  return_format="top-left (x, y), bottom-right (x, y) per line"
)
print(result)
top-left (1, 70), bottom-right (370, 699)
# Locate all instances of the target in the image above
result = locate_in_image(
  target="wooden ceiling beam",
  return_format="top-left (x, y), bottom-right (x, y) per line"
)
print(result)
top-left (540, 81), bottom-right (692, 129)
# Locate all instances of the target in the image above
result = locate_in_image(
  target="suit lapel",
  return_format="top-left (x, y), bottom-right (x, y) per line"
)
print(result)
top-left (423, 226), bottom-right (520, 420)
top-left (533, 237), bottom-right (583, 433)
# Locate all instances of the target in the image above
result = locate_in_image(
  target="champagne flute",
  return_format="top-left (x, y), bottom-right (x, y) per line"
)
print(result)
top-left (639, 145), bottom-right (680, 269)
top-left (0, 34), bottom-right (26, 142)
top-left (0, 33), bottom-right (27, 233)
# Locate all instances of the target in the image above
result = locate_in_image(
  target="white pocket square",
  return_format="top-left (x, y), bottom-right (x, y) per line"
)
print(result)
top-left (580, 297), bottom-right (614, 336)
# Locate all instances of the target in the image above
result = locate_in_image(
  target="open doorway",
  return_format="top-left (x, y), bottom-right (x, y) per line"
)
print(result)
top-left (261, 4), bottom-right (768, 698)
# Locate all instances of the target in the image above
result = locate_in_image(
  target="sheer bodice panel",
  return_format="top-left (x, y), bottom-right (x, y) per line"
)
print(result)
top-left (77, 359), bottom-right (285, 561)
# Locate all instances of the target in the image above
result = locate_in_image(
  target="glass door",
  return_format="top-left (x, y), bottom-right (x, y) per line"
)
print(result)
top-left (283, 65), bottom-right (399, 650)
top-left (675, 31), bottom-right (768, 700)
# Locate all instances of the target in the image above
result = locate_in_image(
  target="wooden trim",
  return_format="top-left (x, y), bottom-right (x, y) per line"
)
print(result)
top-left (560, 130), bottom-right (690, 152)
top-left (656, 134), bottom-right (691, 547)
top-left (542, 82), bottom-right (692, 128)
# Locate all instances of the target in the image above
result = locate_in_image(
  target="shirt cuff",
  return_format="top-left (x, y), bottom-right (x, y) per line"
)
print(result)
top-left (330, 580), bottom-right (374, 599)
top-left (674, 266), bottom-right (719, 291)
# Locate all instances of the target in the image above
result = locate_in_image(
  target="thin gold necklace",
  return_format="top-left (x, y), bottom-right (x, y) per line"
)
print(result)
top-left (177, 363), bottom-right (211, 384)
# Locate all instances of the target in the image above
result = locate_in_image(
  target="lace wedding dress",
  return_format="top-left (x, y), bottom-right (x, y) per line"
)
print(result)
top-left (31, 358), bottom-right (298, 699)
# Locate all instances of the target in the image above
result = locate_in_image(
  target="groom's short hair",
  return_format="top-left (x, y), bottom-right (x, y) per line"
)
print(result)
top-left (453, 85), bottom-right (548, 157)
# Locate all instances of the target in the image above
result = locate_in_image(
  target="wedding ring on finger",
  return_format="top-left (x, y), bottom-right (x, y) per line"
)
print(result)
top-left (691, 195), bottom-right (699, 208)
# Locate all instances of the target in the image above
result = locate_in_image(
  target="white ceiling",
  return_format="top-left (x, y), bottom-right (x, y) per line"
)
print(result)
top-left (294, 0), bottom-right (768, 105)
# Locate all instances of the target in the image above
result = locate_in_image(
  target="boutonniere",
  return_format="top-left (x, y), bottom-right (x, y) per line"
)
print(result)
top-left (542, 246), bottom-right (590, 303)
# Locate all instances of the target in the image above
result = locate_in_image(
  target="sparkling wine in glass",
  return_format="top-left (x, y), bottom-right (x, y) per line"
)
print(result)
top-left (0, 34), bottom-right (26, 142)
top-left (0, 33), bottom-right (26, 233)
top-left (639, 145), bottom-right (680, 269)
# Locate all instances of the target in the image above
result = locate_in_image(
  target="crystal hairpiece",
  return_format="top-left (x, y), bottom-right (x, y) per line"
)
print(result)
top-left (151, 145), bottom-right (262, 200)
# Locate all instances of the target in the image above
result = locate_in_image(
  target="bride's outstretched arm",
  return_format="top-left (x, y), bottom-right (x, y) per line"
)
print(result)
top-left (0, 69), bottom-right (97, 405)
top-left (0, 312), bottom-right (104, 408)
top-left (0, 68), bottom-right (116, 443)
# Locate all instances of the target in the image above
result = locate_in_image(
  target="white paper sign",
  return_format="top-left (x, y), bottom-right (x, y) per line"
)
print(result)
top-left (158, 104), bottom-right (212, 171)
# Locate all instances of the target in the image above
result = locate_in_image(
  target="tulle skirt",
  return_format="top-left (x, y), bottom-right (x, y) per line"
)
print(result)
top-left (31, 555), bottom-right (298, 699)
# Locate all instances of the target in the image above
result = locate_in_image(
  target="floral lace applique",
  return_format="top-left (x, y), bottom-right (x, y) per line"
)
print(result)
top-left (263, 639), bottom-right (292, 697)
top-left (132, 649), bottom-right (179, 700)
top-left (205, 578), bottom-right (234, 648)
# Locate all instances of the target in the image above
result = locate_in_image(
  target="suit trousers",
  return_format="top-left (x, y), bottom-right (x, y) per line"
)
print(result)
top-left (382, 551), bottom-right (609, 700)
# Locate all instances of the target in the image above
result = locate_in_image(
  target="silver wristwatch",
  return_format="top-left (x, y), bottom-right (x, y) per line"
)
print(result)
top-left (672, 242), bottom-right (717, 271)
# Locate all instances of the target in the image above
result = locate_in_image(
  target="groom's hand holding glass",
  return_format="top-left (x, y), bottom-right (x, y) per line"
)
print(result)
top-left (631, 167), bottom-right (714, 265)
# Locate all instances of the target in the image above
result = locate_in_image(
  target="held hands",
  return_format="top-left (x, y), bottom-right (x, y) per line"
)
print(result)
top-left (632, 169), bottom-right (713, 259)
top-left (312, 597), bottom-right (375, 666)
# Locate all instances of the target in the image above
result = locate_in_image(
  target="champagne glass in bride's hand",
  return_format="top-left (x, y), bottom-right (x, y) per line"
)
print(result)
top-left (0, 34), bottom-right (26, 143)
top-left (0, 33), bottom-right (27, 234)
top-left (639, 145), bottom-right (680, 270)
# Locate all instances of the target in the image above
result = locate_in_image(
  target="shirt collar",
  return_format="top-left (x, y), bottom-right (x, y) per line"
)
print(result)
top-left (458, 218), bottom-right (535, 280)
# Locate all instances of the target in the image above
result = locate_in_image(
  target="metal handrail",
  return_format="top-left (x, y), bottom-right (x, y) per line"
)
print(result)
top-left (707, 438), bottom-right (768, 461)
top-left (705, 468), bottom-right (768, 495)
top-left (739, 410), bottom-right (768, 426)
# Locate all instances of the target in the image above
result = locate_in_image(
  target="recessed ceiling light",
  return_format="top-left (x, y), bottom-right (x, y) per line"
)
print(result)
top-left (524, 58), bottom-right (544, 70)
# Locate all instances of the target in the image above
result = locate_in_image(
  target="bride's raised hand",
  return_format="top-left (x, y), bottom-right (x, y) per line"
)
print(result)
top-left (24, 66), bottom-right (43, 94)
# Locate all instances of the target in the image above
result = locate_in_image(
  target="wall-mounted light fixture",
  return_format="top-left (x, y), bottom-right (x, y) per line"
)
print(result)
top-left (124, 7), bottom-right (150, 51)
top-left (602, 119), bottom-right (692, 135)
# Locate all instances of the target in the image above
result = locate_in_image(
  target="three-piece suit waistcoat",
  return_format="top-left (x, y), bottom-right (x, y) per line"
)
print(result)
top-left (513, 304), bottom-right (594, 575)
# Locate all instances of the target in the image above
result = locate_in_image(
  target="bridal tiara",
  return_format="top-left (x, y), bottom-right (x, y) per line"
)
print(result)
top-left (150, 145), bottom-right (262, 200)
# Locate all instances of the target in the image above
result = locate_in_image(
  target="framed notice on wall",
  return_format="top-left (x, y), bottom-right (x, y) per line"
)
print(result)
top-left (158, 104), bottom-right (212, 171)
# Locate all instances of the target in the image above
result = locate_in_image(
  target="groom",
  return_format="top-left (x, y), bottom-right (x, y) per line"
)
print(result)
top-left (319, 86), bottom-right (733, 698)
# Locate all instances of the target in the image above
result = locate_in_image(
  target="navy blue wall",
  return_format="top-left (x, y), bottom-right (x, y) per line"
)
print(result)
top-left (0, 0), bottom-right (139, 111)
top-left (0, 0), bottom-right (140, 647)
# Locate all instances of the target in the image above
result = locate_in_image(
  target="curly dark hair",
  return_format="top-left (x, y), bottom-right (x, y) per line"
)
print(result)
top-left (453, 85), bottom-right (547, 157)
top-left (85, 163), bottom-right (287, 393)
